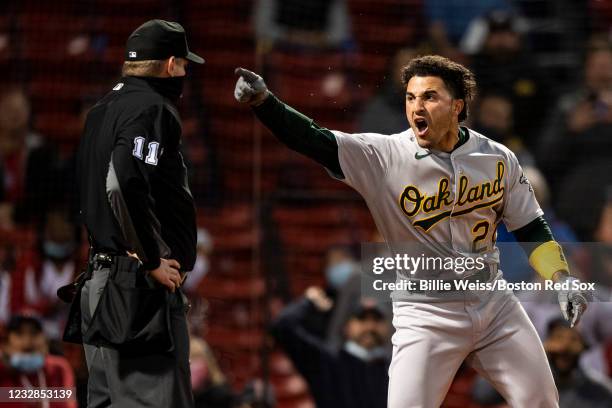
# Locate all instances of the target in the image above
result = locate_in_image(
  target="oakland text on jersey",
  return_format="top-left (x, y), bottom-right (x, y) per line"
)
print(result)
top-left (399, 161), bottom-right (505, 232)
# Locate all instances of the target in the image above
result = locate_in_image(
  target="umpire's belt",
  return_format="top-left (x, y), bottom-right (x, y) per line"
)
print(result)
top-left (92, 252), bottom-right (115, 269)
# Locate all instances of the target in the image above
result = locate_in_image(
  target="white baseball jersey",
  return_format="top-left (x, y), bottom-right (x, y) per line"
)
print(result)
top-left (332, 127), bottom-right (542, 272)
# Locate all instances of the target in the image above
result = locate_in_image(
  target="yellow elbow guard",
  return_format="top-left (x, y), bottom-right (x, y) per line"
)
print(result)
top-left (528, 241), bottom-right (569, 280)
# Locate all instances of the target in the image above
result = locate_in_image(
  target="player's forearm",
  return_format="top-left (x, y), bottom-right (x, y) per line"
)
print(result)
top-left (512, 216), bottom-right (554, 253)
top-left (252, 94), bottom-right (344, 177)
top-left (513, 216), bottom-right (569, 280)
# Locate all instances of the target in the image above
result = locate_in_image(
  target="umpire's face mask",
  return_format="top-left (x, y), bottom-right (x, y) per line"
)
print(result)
top-left (145, 76), bottom-right (185, 103)
top-left (162, 76), bottom-right (185, 103)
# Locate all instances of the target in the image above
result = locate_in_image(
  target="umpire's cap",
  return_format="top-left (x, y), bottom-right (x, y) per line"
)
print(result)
top-left (125, 19), bottom-right (204, 64)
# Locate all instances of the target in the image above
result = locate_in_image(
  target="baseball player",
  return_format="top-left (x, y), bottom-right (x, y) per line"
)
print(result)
top-left (234, 55), bottom-right (589, 408)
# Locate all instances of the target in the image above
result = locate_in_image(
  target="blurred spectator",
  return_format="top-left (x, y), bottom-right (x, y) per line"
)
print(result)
top-left (545, 318), bottom-right (612, 407)
top-left (271, 297), bottom-right (390, 408)
top-left (190, 336), bottom-right (234, 408)
top-left (470, 11), bottom-right (553, 148)
top-left (182, 228), bottom-right (213, 295)
top-left (255, 0), bottom-right (352, 51)
top-left (12, 208), bottom-right (80, 338)
top-left (460, 10), bottom-right (528, 55)
top-left (0, 88), bottom-right (58, 225)
top-left (582, 189), bottom-right (612, 288)
top-left (471, 92), bottom-right (535, 165)
top-left (539, 39), bottom-right (612, 194)
top-left (0, 315), bottom-right (76, 408)
top-left (236, 378), bottom-right (276, 408)
top-left (323, 245), bottom-right (359, 296)
top-left (472, 318), bottom-right (612, 407)
top-left (299, 245), bottom-right (360, 347)
top-left (425, 0), bottom-right (513, 58)
top-left (358, 48), bottom-right (418, 135)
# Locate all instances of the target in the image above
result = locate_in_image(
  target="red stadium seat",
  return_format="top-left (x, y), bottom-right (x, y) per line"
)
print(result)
top-left (200, 276), bottom-right (265, 300)
top-left (206, 327), bottom-right (264, 351)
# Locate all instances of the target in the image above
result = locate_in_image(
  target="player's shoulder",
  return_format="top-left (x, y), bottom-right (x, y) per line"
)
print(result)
top-left (465, 127), bottom-right (518, 161)
top-left (333, 128), bottom-right (414, 149)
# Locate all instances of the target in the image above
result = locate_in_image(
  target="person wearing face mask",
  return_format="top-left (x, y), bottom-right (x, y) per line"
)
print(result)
top-left (271, 296), bottom-right (391, 408)
top-left (62, 19), bottom-right (203, 408)
top-left (296, 245), bottom-right (360, 347)
top-left (324, 246), bottom-right (358, 291)
top-left (9, 209), bottom-right (80, 338)
top-left (0, 315), bottom-right (76, 408)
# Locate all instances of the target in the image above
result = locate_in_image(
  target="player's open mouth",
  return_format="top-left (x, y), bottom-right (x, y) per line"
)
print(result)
top-left (414, 118), bottom-right (429, 136)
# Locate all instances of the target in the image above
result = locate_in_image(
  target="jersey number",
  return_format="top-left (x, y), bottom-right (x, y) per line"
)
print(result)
top-left (472, 221), bottom-right (490, 253)
top-left (133, 137), bottom-right (159, 165)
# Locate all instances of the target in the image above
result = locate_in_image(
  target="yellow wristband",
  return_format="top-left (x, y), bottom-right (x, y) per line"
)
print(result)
top-left (528, 241), bottom-right (569, 280)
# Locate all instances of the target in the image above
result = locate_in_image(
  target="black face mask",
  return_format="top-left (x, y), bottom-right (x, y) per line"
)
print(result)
top-left (139, 76), bottom-right (185, 103)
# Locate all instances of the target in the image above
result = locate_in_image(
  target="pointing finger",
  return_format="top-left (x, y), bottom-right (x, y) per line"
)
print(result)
top-left (234, 67), bottom-right (259, 82)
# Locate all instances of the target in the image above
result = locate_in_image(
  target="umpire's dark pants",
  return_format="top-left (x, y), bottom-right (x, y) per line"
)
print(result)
top-left (80, 266), bottom-right (194, 408)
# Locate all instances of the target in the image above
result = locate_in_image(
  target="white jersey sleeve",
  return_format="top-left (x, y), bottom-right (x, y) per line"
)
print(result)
top-left (502, 150), bottom-right (544, 231)
top-left (332, 130), bottom-right (393, 194)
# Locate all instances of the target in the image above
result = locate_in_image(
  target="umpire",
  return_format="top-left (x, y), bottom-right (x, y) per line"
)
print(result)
top-left (70, 20), bottom-right (203, 408)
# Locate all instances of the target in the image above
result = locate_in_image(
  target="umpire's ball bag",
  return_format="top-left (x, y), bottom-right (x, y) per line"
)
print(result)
top-left (65, 256), bottom-right (174, 355)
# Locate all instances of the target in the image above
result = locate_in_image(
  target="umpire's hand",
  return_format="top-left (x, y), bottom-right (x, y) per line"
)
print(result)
top-left (234, 67), bottom-right (269, 106)
top-left (149, 258), bottom-right (182, 293)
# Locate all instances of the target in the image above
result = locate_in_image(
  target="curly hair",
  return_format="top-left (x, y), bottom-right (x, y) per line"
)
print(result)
top-left (401, 55), bottom-right (477, 122)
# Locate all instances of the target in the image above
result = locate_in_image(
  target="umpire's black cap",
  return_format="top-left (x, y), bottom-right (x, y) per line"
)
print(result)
top-left (125, 19), bottom-right (204, 64)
